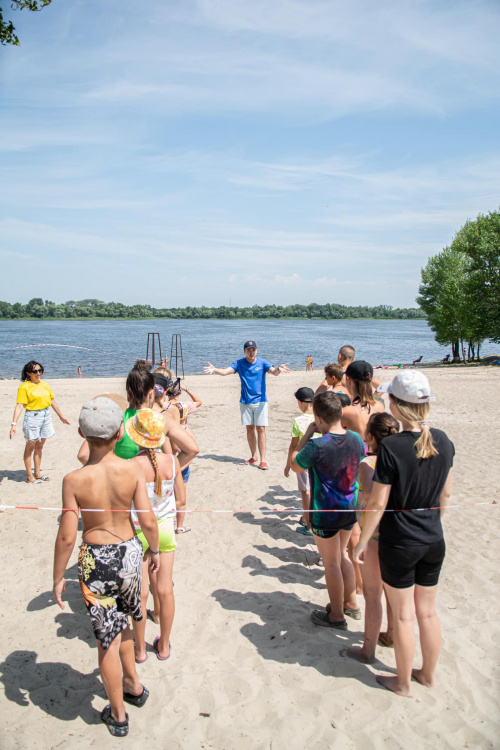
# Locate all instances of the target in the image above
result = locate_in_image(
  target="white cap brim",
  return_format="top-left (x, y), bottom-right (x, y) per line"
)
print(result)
top-left (376, 382), bottom-right (391, 394)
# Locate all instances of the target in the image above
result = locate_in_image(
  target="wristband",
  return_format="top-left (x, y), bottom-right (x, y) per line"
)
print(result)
top-left (149, 549), bottom-right (160, 555)
top-left (11, 421), bottom-right (17, 425)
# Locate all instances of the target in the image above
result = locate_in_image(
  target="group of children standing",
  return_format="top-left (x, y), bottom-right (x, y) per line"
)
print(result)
top-left (52, 344), bottom-right (454, 736)
top-left (286, 344), bottom-right (454, 698)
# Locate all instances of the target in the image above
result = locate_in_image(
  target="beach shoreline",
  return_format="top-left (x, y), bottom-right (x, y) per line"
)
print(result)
top-left (0, 367), bottom-right (499, 748)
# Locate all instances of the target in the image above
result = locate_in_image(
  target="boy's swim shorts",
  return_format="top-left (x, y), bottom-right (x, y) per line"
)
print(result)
top-left (78, 536), bottom-right (143, 650)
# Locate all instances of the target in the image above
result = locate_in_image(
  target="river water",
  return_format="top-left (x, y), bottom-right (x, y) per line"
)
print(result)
top-left (0, 319), bottom-right (497, 379)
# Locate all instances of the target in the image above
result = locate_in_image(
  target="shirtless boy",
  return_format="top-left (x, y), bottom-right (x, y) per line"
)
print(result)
top-left (53, 397), bottom-right (160, 738)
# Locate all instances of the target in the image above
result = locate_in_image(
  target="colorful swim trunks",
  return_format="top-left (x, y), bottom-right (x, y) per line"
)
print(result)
top-left (78, 536), bottom-right (143, 650)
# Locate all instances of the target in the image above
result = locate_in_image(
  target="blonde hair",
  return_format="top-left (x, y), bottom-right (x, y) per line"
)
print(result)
top-left (146, 448), bottom-right (163, 496)
top-left (152, 366), bottom-right (174, 379)
top-left (390, 396), bottom-right (438, 459)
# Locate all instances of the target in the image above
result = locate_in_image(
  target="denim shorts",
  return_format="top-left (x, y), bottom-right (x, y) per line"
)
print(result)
top-left (240, 402), bottom-right (268, 426)
top-left (22, 408), bottom-right (55, 441)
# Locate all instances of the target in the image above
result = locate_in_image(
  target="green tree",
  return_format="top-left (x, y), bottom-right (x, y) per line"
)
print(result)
top-left (417, 247), bottom-right (479, 361)
top-left (1, 0), bottom-right (52, 46)
top-left (451, 210), bottom-right (500, 344)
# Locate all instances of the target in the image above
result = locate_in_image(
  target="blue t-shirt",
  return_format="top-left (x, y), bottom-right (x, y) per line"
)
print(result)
top-left (296, 431), bottom-right (366, 530)
top-left (230, 357), bottom-right (272, 404)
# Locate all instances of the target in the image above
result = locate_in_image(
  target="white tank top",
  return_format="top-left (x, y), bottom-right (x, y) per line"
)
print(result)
top-left (131, 454), bottom-right (176, 527)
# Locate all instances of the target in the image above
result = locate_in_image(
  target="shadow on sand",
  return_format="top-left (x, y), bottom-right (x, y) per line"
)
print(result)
top-left (0, 650), bottom-right (104, 723)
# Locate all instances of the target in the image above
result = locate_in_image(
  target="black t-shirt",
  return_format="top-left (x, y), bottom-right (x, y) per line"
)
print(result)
top-left (374, 429), bottom-right (455, 545)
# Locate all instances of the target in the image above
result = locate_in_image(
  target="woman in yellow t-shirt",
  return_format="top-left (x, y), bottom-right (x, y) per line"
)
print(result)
top-left (10, 360), bottom-right (70, 484)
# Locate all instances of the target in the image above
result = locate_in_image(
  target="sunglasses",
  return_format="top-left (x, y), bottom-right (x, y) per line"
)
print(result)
top-left (31, 368), bottom-right (43, 374)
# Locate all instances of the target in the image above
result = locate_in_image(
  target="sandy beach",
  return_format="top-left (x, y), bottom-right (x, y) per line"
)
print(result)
top-left (0, 367), bottom-right (499, 749)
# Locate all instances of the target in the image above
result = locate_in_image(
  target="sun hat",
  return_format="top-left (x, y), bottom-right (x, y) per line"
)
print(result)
top-left (125, 408), bottom-right (166, 449)
top-left (294, 387), bottom-right (315, 402)
top-left (377, 370), bottom-right (436, 404)
top-left (345, 360), bottom-right (373, 382)
top-left (244, 340), bottom-right (257, 350)
top-left (79, 397), bottom-right (123, 439)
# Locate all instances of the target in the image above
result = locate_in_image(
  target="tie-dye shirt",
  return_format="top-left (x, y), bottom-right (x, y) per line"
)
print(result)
top-left (296, 431), bottom-right (366, 530)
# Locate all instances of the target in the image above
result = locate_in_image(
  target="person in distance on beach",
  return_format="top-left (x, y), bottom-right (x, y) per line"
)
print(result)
top-left (53, 397), bottom-right (160, 737)
top-left (291, 391), bottom-right (365, 630)
top-left (354, 371), bottom-right (454, 697)
top-left (204, 341), bottom-right (290, 469)
top-left (10, 360), bottom-right (70, 483)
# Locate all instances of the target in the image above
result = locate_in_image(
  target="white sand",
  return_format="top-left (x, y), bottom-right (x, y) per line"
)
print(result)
top-left (0, 367), bottom-right (499, 749)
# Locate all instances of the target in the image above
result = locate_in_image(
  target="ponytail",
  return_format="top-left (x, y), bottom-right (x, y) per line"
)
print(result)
top-left (390, 396), bottom-right (438, 459)
top-left (147, 448), bottom-right (163, 496)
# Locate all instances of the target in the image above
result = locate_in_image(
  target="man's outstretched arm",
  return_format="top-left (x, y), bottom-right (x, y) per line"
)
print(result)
top-left (204, 362), bottom-right (235, 376)
top-left (269, 363), bottom-right (290, 377)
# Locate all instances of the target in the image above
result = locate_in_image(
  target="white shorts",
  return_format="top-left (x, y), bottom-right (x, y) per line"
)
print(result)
top-left (23, 408), bottom-right (55, 441)
top-left (240, 402), bottom-right (268, 426)
top-left (297, 470), bottom-right (310, 493)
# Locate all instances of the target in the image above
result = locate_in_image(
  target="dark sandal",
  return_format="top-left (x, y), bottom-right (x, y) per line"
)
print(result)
top-left (123, 685), bottom-right (149, 707)
top-left (311, 609), bottom-right (348, 630)
top-left (326, 602), bottom-right (362, 620)
top-left (101, 705), bottom-right (129, 737)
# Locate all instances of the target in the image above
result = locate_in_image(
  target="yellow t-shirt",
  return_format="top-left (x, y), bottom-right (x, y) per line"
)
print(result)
top-left (16, 380), bottom-right (55, 411)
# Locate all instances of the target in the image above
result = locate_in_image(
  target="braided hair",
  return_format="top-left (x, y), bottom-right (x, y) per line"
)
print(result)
top-left (146, 448), bottom-right (163, 496)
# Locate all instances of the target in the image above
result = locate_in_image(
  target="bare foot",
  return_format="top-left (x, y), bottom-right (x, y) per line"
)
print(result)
top-left (412, 668), bottom-right (434, 688)
top-left (123, 676), bottom-right (143, 696)
top-left (376, 675), bottom-right (412, 697)
top-left (345, 647), bottom-right (376, 664)
top-left (378, 632), bottom-right (394, 648)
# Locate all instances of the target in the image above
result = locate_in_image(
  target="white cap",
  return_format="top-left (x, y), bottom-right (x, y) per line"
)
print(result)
top-left (376, 370), bottom-right (436, 404)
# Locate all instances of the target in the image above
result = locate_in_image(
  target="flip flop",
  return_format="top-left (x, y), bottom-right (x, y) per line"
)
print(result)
top-left (244, 458), bottom-right (258, 465)
top-left (123, 685), bottom-right (149, 708)
top-left (34, 475), bottom-right (50, 482)
top-left (101, 705), bottom-right (129, 737)
top-left (153, 636), bottom-right (171, 661)
top-left (175, 526), bottom-right (191, 534)
top-left (134, 652), bottom-right (148, 664)
top-left (259, 462), bottom-right (270, 470)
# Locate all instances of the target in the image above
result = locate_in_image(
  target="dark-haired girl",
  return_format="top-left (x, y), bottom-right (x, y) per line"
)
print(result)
top-left (10, 361), bottom-right (70, 483)
top-left (347, 411), bottom-right (399, 664)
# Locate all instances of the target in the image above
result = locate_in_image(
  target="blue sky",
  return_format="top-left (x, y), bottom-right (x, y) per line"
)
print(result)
top-left (1, 0), bottom-right (499, 308)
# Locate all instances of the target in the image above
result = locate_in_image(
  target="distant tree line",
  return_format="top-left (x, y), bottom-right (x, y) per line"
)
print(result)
top-left (0, 299), bottom-right (425, 321)
top-left (417, 210), bottom-right (500, 361)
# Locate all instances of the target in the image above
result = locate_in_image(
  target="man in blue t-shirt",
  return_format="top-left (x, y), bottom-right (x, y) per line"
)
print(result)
top-left (204, 340), bottom-right (289, 470)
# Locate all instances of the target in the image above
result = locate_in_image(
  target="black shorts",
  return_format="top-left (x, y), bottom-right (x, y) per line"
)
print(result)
top-left (378, 538), bottom-right (446, 589)
top-left (311, 523), bottom-right (354, 539)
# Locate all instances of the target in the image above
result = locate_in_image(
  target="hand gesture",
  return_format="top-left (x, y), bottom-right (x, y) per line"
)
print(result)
top-left (9, 424), bottom-right (16, 439)
top-left (147, 550), bottom-right (160, 574)
top-left (203, 362), bottom-right (215, 375)
top-left (53, 578), bottom-right (66, 610)
top-left (353, 543), bottom-right (366, 565)
top-left (60, 417), bottom-right (71, 425)
top-left (278, 363), bottom-right (290, 374)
